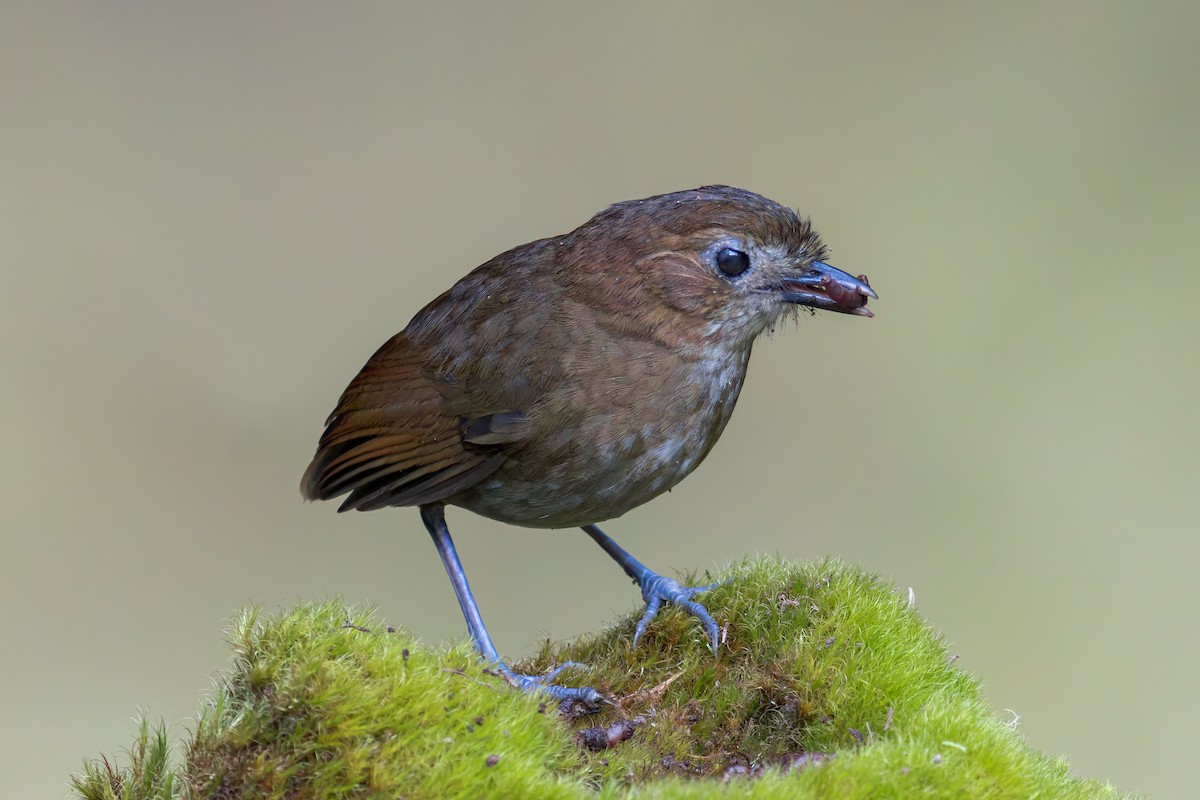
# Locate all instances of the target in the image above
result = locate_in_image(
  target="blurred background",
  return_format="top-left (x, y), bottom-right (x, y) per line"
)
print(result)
top-left (3, 3), bottom-right (1197, 797)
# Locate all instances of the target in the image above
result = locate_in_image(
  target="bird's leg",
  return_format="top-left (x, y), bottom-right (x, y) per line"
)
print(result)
top-left (420, 504), bottom-right (603, 704)
top-left (581, 524), bottom-right (721, 654)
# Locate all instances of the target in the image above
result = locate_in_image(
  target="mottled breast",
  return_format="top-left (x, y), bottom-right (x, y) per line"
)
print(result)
top-left (448, 343), bottom-right (752, 528)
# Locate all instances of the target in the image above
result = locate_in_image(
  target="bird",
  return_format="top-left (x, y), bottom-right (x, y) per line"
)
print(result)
top-left (301, 185), bottom-right (875, 703)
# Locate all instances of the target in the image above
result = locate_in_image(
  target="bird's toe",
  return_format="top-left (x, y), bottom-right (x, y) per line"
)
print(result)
top-left (632, 572), bottom-right (722, 653)
top-left (499, 662), bottom-right (607, 706)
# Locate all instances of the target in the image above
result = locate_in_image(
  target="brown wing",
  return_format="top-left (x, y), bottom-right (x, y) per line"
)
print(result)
top-left (300, 332), bottom-right (518, 512)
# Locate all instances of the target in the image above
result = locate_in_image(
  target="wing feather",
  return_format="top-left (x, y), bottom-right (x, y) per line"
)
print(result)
top-left (301, 332), bottom-right (515, 511)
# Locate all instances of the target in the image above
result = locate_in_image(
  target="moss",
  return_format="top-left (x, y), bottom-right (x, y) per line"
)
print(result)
top-left (72, 717), bottom-right (176, 800)
top-left (74, 558), bottom-right (1132, 799)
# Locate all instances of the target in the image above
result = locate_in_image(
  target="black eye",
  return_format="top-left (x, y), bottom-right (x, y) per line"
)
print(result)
top-left (715, 247), bottom-right (750, 276)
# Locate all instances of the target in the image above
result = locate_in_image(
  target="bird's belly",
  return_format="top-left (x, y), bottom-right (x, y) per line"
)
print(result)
top-left (449, 349), bottom-right (749, 529)
top-left (455, 430), bottom-right (705, 528)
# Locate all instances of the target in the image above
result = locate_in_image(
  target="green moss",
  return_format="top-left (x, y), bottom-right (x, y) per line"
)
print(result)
top-left (74, 558), bottom-right (1131, 799)
top-left (72, 717), bottom-right (176, 800)
top-left (184, 606), bottom-right (580, 799)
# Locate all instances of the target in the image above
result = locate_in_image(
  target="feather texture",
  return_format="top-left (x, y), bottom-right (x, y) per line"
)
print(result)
top-left (301, 333), bottom-right (515, 511)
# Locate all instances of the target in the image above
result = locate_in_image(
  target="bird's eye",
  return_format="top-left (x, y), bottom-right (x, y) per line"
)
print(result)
top-left (715, 247), bottom-right (751, 277)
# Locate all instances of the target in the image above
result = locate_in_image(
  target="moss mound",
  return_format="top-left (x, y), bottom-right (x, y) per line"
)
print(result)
top-left (73, 558), bottom-right (1129, 799)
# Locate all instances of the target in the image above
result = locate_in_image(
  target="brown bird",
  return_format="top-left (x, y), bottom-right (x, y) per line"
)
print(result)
top-left (302, 186), bottom-right (875, 702)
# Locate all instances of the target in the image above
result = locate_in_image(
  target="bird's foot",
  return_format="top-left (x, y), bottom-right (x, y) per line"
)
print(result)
top-left (489, 660), bottom-right (608, 706)
top-left (633, 572), bottom-right (723, 653)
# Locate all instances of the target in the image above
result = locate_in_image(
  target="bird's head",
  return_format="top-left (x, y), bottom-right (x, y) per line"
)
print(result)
top-left (563, 185), bottom-right (876, 350)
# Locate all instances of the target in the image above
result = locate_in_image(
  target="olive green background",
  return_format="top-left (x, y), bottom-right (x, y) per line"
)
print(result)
top-left (4, 3), bottom-right (1197, 798)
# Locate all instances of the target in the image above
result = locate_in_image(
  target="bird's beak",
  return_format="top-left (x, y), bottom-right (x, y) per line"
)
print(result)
top-left (777, 261), bottom-right (877, 317)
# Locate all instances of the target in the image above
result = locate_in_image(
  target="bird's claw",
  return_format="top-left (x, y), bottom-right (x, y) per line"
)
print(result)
top-left (632, 573), bottom-right (724, 654)
top-left (497, 661), bottom-right (607, 706)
